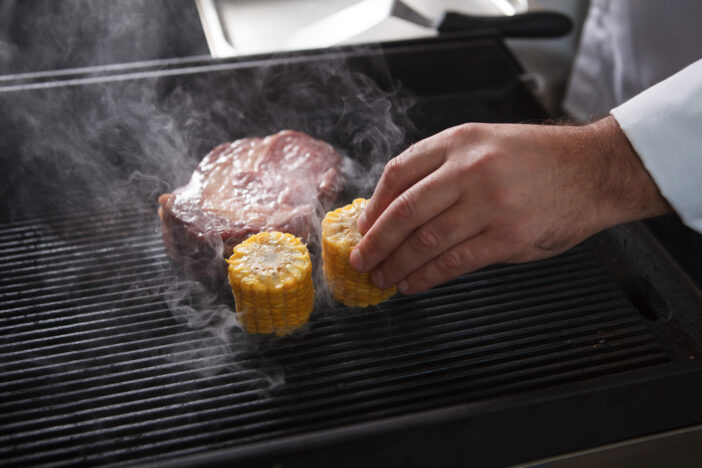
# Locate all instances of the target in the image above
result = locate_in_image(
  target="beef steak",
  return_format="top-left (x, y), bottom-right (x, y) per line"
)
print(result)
top-left (158, 130), bottom-right (343, 287)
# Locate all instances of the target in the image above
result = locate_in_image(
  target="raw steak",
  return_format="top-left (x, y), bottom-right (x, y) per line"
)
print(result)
top-left (158, 130), bottom-right (343, 287)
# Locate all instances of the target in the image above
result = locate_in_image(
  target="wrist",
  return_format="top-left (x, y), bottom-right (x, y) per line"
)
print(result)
top-left (583, 115), bottom-right (672, 229)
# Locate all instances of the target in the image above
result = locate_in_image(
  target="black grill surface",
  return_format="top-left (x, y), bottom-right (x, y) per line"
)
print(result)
top-left (0, 207), bottom-right (673, 466)
top-left (2, 34), bottom-right (702, 468)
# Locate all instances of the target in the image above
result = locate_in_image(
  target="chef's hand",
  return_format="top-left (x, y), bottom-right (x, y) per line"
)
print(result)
top-left (349, 115), bottom-right (671, 294)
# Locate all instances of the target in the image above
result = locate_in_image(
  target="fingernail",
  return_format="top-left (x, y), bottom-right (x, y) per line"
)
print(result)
top-left (349, 249), bottom-right (364, 271)
top-left (371, 270), bottom-right (385, 289)
top-left (397, 279), bottom-right (409, 294)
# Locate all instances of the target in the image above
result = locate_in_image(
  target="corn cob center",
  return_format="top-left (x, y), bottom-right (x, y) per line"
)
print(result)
top-left (227, 231), bottom-right (314, 336)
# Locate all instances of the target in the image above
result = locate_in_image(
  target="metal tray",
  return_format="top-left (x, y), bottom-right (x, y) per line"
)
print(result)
top-left (195, 0), bottom-right (526, 57)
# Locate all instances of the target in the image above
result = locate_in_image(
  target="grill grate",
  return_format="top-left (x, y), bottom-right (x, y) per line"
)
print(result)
top-left (0, 208), bottom-right (670, 466)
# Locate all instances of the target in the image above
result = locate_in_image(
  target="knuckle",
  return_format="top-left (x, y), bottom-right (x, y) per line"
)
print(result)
top-left (442, 126), bottom-right (462, 143)
top-left (391, 190), bottom-right (416, 223)
top-left (406, 141), bottom-right (422, 155)
top-left (445, 122), bottom-right (477, 140)
top-left (451, 150), bottom-right (500, 182)
top-left (382, 157), bottom-right (404, 186)
top-left (437, 248), bottom-right (463, 275)
top-left (362, 231), bottom-right (383, 256)
top-left (460, 122), bottom-right (482, 134)
top-left (452, 159), bottom-right (475, 179)
top-left (472, 149), bottom-right (501, 175)
top-left (411, 226), bottom-right (440, 254)
top-left (440, 127), bottom-right (463, 157)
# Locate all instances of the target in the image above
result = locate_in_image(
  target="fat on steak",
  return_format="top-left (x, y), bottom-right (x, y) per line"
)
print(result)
top-left (158, 130), bottom-right (343, 287)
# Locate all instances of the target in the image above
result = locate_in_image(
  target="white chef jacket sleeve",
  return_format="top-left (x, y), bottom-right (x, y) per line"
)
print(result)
top-left (610, 58), bottom-right (702, 233)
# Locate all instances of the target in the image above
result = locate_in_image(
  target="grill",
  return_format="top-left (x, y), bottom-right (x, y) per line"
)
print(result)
top-left (2, 33), bottom-right (702, 467)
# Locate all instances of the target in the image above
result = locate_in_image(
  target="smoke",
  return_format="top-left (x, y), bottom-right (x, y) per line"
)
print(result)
top-left (0, 0), bottom-right (207, 75)
top-left (0, 2), bottom-right (416, 380)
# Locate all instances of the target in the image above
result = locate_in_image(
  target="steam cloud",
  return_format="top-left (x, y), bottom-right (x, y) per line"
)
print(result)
top-left (0, 1), bottom-right (416, 380)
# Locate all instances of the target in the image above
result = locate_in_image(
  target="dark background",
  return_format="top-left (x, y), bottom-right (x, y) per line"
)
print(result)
top-left (0, 0), bottom-right (208, 74)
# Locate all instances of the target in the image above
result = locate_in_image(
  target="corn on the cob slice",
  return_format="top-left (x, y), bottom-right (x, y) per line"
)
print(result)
top-left (227, 231), bottom-right (314, 336)
top-left (322, 198), bottom-right (396, 307)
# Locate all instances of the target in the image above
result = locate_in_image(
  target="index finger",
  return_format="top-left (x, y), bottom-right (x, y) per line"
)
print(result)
top-left (357, 134), bottom-right (447, 234)
top-left (351, 167), bottom-right (461, 274)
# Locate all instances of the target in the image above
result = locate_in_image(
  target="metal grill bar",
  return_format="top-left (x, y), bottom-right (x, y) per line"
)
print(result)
top-left (0, 259), bottom-right (604, 331)
top-left (0, 300), bottom-right (639, 400)
top-left (0, 321), bottom-right (652, 436)
top-left (1, 329), bottom-right (663, 431)
top-left (0, 237), bottom-right (163, 270)
top-left (0, 210), bottom-right (672, 466)
top-left (0, 252), bottom-right (166, 290)
top-left (0, 206), bottom-right (147, 232)
top-left (0, 223), bottom-right (158, 253)
top-left (3, 351), bottom-right (667, 468)
top-left (0, 279), bottom-right (623, 371)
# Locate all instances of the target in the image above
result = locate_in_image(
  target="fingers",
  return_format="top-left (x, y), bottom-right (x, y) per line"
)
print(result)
top-left (357, 135), bottom-right (446, 234)
top-left (368, 202), bottom-right (487, 288)
top-left (397, 233), bottom-right (508, 295)
top-left (350, 168), bottom-right (462, 274)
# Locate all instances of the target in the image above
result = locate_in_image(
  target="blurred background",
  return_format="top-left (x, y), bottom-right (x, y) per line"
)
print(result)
top-left (0, 0), bottom-right (586, 114)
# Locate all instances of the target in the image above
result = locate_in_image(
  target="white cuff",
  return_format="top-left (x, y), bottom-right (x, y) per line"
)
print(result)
top-left (611, 59), bottom-right (702, 233)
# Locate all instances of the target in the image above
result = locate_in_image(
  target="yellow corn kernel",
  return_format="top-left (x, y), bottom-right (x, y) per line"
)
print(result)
top-left (322, 198), bottom-right (396, 307)
top-left (227, 231), bottom-right (314, 336)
